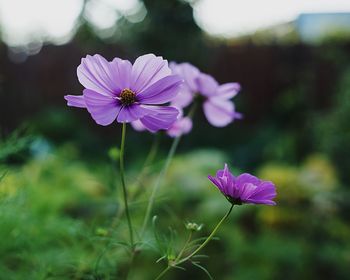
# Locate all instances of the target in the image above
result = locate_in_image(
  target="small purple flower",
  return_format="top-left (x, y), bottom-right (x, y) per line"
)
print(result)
top-left (65, 54), bottom-right (182, 132)
top-left (170, 62), bottom-right (241, 127)
top-left (208, 164), bottom-right (277, 206)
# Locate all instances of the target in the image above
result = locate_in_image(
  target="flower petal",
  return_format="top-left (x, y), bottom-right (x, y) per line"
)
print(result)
top-left (137, 75), bottom-right (182, 104)
top-left (170, 62), bottom-right (200, 93)
top-left (166, 117), bottom-right (192, 138)
top-left (78, 54), bottom-right (123, 96)
top-left (208, 175), bottom-right (224, 192)
top-left (83, 89), bottom-right (121, 126)
top-left (64, 95), bottom-right (86, 108)
top-left (238, 183), bottom-right (258, 201)
top-left (110, 57), bottom-right (133, 91)
top-left (236, 173), bottom-right (261, 188)
top-left (117, 104), bottom-right (150, 123)
top-left (249, 182), bottom-right (277, 200)
top-left (131, 54), bottom-right (171, 92)
top-left (203, 99), bottom-right (235, 127)
top-left (131, 120), bottom-right (147, 132)
top-left (217, 83), bottom-right (241, 99)
top-left (196, 73), bottom-right (218, 97)
top-left (139, 106), bottom-right (179, 132)
top-left (170, 86), bottom-right (194, 108)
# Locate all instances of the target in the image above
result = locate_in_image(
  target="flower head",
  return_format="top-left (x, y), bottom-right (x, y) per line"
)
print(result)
top-left (64, 54), bottom-right (182, 132)
top-left (170, 62), bottom-right (242, 127)
top-left (208, 164), bottom-right (277, 206)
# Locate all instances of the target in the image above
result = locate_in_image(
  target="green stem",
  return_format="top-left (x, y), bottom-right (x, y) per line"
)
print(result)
top-left (132, 134), bottom-right (160, 195)
top-left (120, 122), bottom-right (134, 248)
top-left (154, 204), bottom-right (234, 280)
top-left (141, 101), bottom-right (198, 236)
top-left (175, 231), bottom-right (192, 262)
top-left (141, 134), bottom-right (182, 235)
top-left (154, 266), bottom-right (171, 280)
top-left (177, 204), bottom-right (234, 265)
top-left (111, 135), bottom-right (160, 228)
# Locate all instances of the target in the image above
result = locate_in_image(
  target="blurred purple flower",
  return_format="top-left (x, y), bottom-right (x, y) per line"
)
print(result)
top-left (170, 62), bottom-right (241, 127)
top-left (131, 107), bottom-right (192, 137)
top-left (208, 164), bottom-right (277, 206)
top-left (166, 108), bottom-right (192, 138)
top-left (65, 54), bottom-right (182, 132)
top-left (169, 62), bottom-right (199, 108)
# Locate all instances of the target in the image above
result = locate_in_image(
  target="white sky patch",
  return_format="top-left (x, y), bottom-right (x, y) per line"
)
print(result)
top-left (0, 0), bottom-right (350, 46)
top-left (0, 0), bottom-right (84, 46)
top-left (0, 0), bottom-right (141, 46)
top-left (84, 0), bottom-right (119, 30)
top-left (192, 0), bottom-right (350, 37)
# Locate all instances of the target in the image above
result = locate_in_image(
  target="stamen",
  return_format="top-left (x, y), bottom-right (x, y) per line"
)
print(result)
top-left (120, 88), bottom-right (136, 105)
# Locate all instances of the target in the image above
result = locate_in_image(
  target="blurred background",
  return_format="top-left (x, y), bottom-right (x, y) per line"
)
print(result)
top-left (1, 0), bottom-right (350, 279)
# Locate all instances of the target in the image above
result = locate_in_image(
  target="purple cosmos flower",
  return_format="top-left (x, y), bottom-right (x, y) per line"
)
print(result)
top-left (170, 62), bottom-right (241, 127)
top-left (131, 107), bottom-right (192, 137)
top-left (208, 164), bottom-right (277, 205)
top-left (64, 54), bottom-right (182, 132)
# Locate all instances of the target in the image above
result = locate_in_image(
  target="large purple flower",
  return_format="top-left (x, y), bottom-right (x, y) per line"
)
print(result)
top-left (170, 62), bottom-right (241, 127)
top-left (208, 164), bottom-right (277, 206)
top-left (64, 54), bottom-right (182, 132)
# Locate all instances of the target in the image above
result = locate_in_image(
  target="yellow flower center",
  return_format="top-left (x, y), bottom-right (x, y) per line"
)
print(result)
top-left (120, 88), bottom-right (136, 105)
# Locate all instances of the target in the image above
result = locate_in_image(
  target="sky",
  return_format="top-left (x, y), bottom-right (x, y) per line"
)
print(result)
top-left (0, 0), bottom-right (350, 46)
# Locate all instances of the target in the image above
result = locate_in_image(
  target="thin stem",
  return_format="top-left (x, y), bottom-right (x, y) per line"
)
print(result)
top-left (120, 122), bottom-right (134, 248)
top-left (141, 101), bottom-right (198, 236)
top-left (175, 231), bottom-right (192, 262)
top-left (177, 204), bottom-right (234, 264)
top-left (141, 134), bottom-right (182, 235)
top-left (111, 135), bottom-right (160, 228)
top-left (154, 266), bottom-right (171, 280)
top-left (154, 204), bottom-right (234, 280)
top-left (132, 134), bottom-right (160, 196)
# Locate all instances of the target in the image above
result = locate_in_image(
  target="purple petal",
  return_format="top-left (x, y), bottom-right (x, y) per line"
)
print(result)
top-left (196, 73), bottom-right (218, 97)
top-left (217, 83), bottom-right (241, 99)
top-left (139, 106), bottom-right (179, 132)
top-left (64, 95), bottom-right (86, 108)
top-left (238, 183), bottom-right (258, 201)
top-left (170, 62), bottom-right (200, 93)
top-left (217, 163), bottom-right (232, 179)
top-left (131, 54), bottom-right (171, 92)
top-left (131, 120), bottom-right (147, 132)
top-left (83, 89), bottom-right (121, 126)
top-left (117, 104), bottom-right (150, 123)
top-left (77, 54), bottom-right (123, 96)
top-left (249, 182), bottom-right (277, 200)
top-left (166, 117), bottom-right (192, 138)
top-left (203, 99), bottom-right (235, 127)
top-left (110, 57), bottom-right (133, 91)
top-left (236, 173), bottom-right (261, 188)
top-left (137, 75), bottom-right (182, 104)
top-left (170, 85), bottom-right (194, 108)
top-left (208, 175), bottom-right (224, 192)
